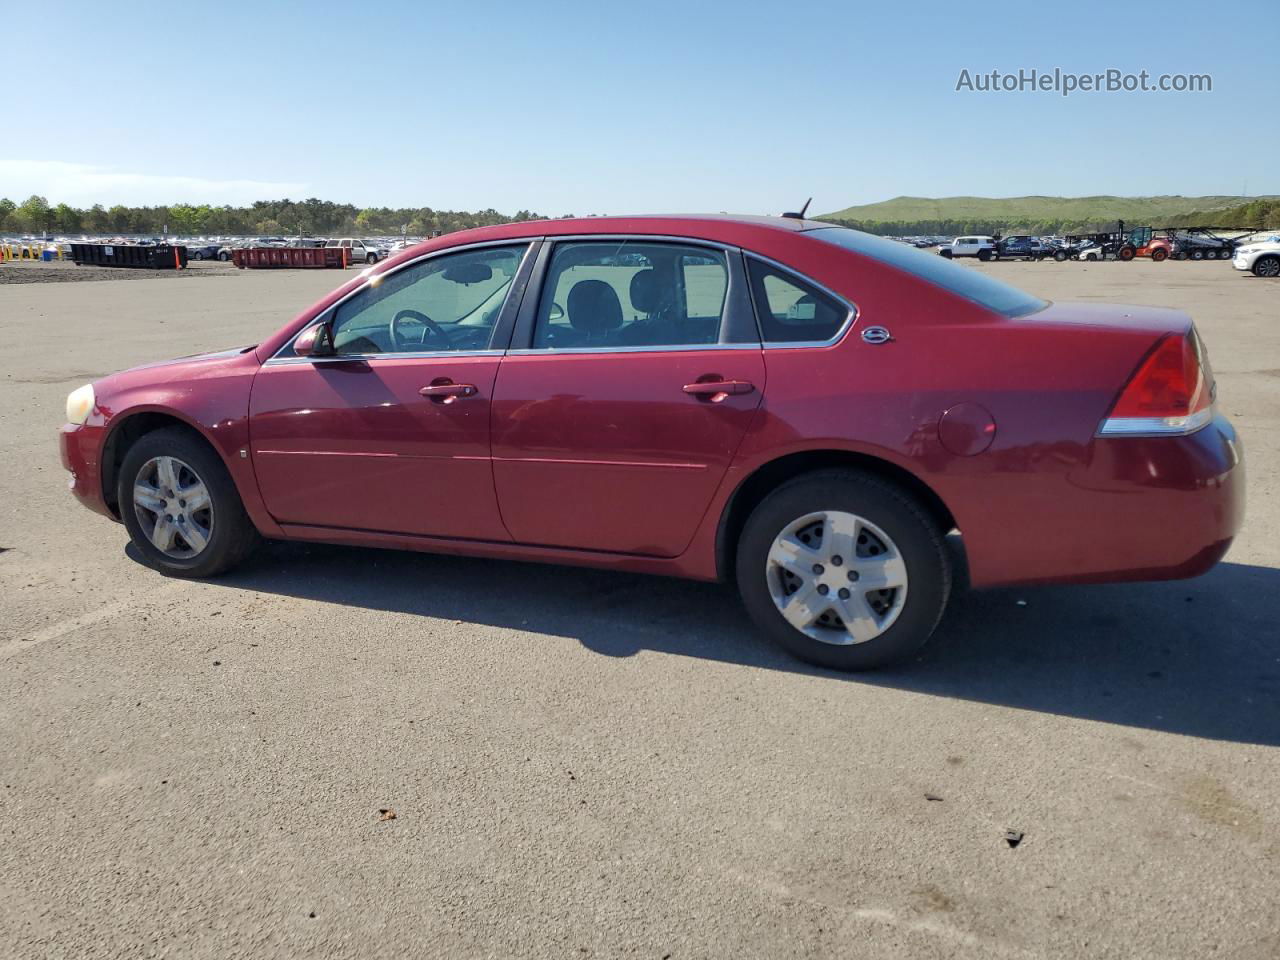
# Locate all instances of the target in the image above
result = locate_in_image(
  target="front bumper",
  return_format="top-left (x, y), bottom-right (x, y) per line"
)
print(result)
top-left (60, 422), bottom-right (115, 520)
top-left (1233, 255), bottom-right (1250, 271)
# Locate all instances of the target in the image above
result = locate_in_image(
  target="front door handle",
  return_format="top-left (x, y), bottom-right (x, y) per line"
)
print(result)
top-left (419, 380), bottom-right (478, 403)
top-left (683, 379), bottom-right (755, 402)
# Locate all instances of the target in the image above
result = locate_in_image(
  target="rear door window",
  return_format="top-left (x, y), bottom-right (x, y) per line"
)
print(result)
top-left (531, 240), bottom-right (729, 349)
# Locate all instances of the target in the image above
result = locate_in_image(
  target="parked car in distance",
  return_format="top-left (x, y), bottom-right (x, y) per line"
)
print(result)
top-left (59, 215), bottom-right (1244, 671)
top-left (1232, 235), bottom-right (1280, 277)
top-left (185, 242), bottom-right (221, 261)
top-left (938, 235), bottom-right (996, 260)
top-left (325, 238), bottom-right (381, 263)
top-left (994, 235), bottom-right (1050, 261)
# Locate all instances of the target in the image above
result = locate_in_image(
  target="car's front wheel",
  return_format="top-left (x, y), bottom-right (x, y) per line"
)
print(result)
top-left (1254, 255), bottom-right (1280, 278)
top-left (735, 471), bottom-right (951, 670)
top-left (118, 427), bottom-right (258, 578)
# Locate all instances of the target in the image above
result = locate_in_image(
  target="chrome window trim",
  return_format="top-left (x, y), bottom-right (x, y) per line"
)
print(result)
top-left (533, 233), bottom-right (741, 252)
top-left (266, 349), bottom-right (507, 366)
top-left (744, 252), bottom-right (859, 349)
top-left (505, 343), bottom-right (762, 357)
top-left (268, 238), bottom-right (542, 363)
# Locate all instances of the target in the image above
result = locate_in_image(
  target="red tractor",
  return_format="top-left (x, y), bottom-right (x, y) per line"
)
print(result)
top-left (1115, 225), bottom-right (1173, 262)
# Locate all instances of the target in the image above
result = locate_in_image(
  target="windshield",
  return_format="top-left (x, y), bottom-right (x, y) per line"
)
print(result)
top-left (811, 227), bottom-right (1047, 317)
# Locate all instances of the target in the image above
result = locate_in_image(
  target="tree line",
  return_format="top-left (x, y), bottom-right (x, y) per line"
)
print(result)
top-left (5, 193), bottom-right (1277, 239)
top-left (0, 195), bottom-right (557, 237)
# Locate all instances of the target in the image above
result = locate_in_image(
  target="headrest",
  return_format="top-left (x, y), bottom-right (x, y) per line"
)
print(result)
top-left (567, 279), bottom-right (623, 334)
top-left (629, 269), bottom-right (659, 313)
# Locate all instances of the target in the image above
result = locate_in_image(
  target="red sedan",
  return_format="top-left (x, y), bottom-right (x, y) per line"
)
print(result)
top-left (59, 215), bottom-right (1245, 669)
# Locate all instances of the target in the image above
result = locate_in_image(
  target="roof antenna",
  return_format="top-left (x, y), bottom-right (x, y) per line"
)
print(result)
top-left (782, 198), bottom-right (812, 220)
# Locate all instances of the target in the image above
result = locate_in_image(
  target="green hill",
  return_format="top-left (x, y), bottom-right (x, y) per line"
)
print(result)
top-left (818, 195), bottom-right (1280, 236)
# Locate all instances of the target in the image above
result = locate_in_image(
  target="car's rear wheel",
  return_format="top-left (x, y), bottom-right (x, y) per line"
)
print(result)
top-left (1254, 255), bottom-right (1280, 278)
top-left (192, 251), bottom-right (204, 261)
top-left (118, 427), bottom-right (258, 578)
top-left (735, 471), bottom-right (951, 670)
top-left (218, 251), bottom-right (230, 261)
top-left (977, 249), bottom-right (992, 262)
top-left (1053, 250), bottom-right (1068, 262)
top-left (1151, 248), bottom-right (1169, 262)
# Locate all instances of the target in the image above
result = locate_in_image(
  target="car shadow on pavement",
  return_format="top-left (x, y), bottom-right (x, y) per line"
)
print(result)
top-left (173, 540), bottom-right (1280, 747)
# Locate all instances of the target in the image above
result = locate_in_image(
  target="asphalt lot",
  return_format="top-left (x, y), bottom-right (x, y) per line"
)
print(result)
top-left (2, 257), bottom-right (1278, 959)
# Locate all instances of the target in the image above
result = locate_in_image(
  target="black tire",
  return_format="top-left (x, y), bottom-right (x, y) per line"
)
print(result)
top-left (1191, 249), bottom-right (1204, 260)
top-left (977, 249), bottom-right (992, 262)
top-left (118, 427), bottom-right (258, 578)
top-left (1175, 251), bottom-right (1188, 261)
top-left (735, 470), bottom-right (952, 671)
top-left (367, 252), bottom-right (378, 264)
top-left (1053, 250), bottom-right (1068, 262)
top-left (1254, 255), bottom-right (1280, 278)
top-left (939, 249), bottom-right (953, 259)
top-left (218, 251), bottom-right (230, 261)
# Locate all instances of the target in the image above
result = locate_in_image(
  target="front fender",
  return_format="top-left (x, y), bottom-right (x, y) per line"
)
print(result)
top-left (91, 356), bottom-right (282, 538)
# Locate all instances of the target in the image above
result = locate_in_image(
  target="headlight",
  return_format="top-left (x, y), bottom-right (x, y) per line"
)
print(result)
top-left (66, 383), bottom-right (95, 425)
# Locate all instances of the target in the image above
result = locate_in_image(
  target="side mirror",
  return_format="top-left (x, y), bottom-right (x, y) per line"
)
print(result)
top-left (294, 322), bottom-right (334, 358)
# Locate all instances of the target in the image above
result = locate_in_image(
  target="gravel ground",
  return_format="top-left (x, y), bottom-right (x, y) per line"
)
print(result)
top-left (1, 260), bottom-right (1277, 959)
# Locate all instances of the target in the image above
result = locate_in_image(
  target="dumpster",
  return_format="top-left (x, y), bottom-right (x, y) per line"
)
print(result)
top-left (232, 246), bottom-right (348, 269)
top-left (41, 248), bottom-right (53, 262)
top-left (70, 243), bottom-right (188, 269)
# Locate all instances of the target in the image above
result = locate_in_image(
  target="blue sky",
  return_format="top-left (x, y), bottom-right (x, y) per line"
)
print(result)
top-left (3, 1), bottom-right (1274, 215)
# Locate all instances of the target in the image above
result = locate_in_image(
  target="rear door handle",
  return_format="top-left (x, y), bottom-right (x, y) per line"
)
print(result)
top-left (419, 380), bottom-right (478, 403)
top-left (683, 379), bottom-right (755, 402)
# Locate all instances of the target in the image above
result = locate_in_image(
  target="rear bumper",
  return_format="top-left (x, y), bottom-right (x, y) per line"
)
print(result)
top-left (965, 414), bottom-right (1244, 588)
top-left (60, 422), bottom-right (115, 520)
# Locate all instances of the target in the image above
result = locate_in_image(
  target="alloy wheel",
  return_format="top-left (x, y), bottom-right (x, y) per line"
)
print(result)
top-left (766, 510), bottom-right (909, 645)
top-left (132, 456), bottom-right (214, 559)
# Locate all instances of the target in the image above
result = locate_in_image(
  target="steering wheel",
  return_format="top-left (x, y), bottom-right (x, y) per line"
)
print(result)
top-left (390, 309), bottom-right (449, 350)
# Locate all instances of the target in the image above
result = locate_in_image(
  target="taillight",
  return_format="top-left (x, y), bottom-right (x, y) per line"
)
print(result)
top-left (1097, 332), bottom-right (1215, 436)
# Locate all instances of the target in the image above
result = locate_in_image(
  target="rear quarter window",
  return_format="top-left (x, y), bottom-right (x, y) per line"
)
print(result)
top-left (812, 227), bottom-right (1046, 317)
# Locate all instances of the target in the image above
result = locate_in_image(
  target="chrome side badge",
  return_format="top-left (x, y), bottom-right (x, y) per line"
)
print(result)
top-left (861, 326), bottom-right (893, 345)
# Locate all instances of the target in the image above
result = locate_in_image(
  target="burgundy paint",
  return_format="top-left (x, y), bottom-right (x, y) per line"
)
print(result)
top-left (59, 215), bottom-right (1245, 590)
